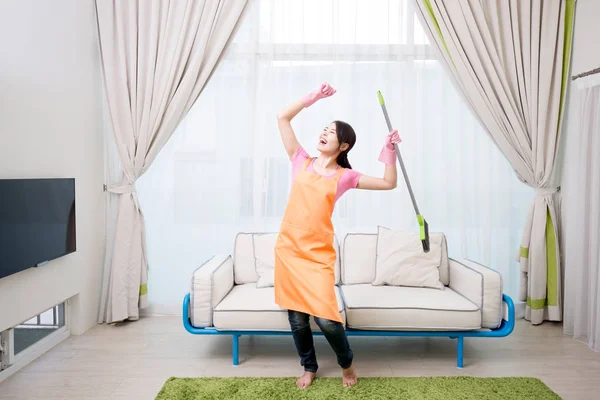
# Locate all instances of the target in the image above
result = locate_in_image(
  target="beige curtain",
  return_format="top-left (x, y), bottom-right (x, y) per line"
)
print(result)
top-left (414, 0), bottom-right (575, 324)
top-left (96, 0), bottom-right (248, 323)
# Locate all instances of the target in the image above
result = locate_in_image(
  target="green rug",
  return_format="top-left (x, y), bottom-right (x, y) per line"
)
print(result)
top-left (155, 377), bottom-right (560, 400)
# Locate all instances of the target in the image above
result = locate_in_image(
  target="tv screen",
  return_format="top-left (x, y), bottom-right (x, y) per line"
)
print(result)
top-left (0, 178), bottom-right (76, 280)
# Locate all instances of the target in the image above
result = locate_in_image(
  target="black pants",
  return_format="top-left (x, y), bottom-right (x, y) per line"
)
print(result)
top-left (287, 310), bottom-right (353, 373)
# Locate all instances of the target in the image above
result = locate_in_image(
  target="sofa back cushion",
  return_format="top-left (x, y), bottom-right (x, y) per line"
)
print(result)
top-left (233, 233), bottom-right (257, 284)
top-left (342, 233), bottom-right (378, 284)
top-left (233, 232), bottom-right (341, 285)
top-left (342, 232), bottom-right (450, 285)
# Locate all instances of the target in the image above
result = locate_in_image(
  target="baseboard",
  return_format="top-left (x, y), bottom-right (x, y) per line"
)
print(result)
top-left (140, 303), bottom-right (181, 317)
top-left (515, 301), bottom-right (526, 320)
top-left (0, 326), bottom-right (70, 384)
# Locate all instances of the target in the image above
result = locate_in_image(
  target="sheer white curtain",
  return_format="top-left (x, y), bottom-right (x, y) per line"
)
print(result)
top-left (562, 73), bottom-right (600, 352)
top-left (133, 0), bottom-right (532, 315)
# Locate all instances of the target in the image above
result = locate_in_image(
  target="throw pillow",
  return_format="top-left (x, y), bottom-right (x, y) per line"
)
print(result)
top-left (372, 226), bottom-right (445, 289)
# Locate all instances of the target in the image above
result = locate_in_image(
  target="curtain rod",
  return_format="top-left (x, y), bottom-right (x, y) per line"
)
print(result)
top-left (572, 67), bottom-right (600, 81)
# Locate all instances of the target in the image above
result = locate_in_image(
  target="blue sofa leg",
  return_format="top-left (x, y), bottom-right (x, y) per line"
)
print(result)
top-left (232, 334), bottom-right (240, 366)
top-left (456, 336), bottom-right (464, 368)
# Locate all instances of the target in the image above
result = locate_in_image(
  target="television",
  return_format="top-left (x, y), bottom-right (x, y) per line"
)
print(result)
top-left (0, 178), bottom-right (76, 280)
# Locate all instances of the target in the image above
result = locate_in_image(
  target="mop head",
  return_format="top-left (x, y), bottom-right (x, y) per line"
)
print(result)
top-left (417, 214), bottom-right (430, 253)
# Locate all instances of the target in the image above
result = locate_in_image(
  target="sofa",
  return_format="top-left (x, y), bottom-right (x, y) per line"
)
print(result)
top-left (182, 230), bottom-right (515, 368)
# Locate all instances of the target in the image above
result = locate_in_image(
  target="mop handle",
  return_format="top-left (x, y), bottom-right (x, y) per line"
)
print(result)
top-left (377, 91), bottom-right (421, 216)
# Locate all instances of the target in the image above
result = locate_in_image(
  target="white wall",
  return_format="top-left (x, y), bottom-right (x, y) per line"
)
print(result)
top-left (571, 0), bottom-right (600, 76)
top-left (0, 0), bottom-right (104, 335)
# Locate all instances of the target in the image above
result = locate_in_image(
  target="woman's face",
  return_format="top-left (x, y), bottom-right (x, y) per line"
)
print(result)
top-left (317, 123), bottom-right (340, 154)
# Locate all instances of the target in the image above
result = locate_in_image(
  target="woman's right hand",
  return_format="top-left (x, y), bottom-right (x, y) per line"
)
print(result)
top-left (277, 83), bottom-right (336, 159)
top-left (302, 83), bottom-right (336, 108)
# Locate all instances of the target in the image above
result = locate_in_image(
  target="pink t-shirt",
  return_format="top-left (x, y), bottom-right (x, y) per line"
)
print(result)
top-left (291, 147), bottom-right (362, 203)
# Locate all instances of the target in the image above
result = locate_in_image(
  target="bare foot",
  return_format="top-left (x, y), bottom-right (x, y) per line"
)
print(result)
top-left (342, 364), bottom-right (358, 387)
top-left (296, 371), bottom-right (316, 389)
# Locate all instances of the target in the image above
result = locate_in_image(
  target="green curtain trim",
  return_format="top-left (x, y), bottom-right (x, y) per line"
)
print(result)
top-left (520, 246), bottom-right (529, 259)
top-left (524, 210), bottom-right (559, 310)
top-left (422, 0), bottom-right (451, 57)
top-left (549, 0), bottom-right (573, 309)
top-left (140, 284), bottom-right (148, 296)
top-left (526, 296), bottom-right (547, 310)
top-left (546, 209), bottom-right (558, 307)
top-left (558, 0), bottom-right (576, 130)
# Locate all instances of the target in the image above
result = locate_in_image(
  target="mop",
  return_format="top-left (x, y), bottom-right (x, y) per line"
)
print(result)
top-left (377, 90), bottom-right (430, 253)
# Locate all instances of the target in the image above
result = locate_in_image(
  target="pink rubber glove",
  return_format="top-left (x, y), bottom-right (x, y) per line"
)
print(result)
top-left (378, 129), bottom-right (402, 165)
top-left (302, 83), bottom-right (336, 108)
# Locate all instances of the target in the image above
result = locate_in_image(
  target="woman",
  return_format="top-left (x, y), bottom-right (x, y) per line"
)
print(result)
top-left (274, 83), bottom-right (401, 388)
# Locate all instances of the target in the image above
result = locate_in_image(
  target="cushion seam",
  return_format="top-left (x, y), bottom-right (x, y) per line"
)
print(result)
top-left (344, 306), bottom-right (479, 312)
top-left (373, 226), bottom-right (387, 283)
top-left (214, 308), bottom-right (346, 314)
top-left (443, 235), bottom-right (449, 285)
top-left (217, 286), bottom-right (344, 313)
top-left (209, 255), bottom-right (233, 326)
top-left (342, 234), bottom-right (349, 284)
top-left (346, 324), bottom-right (480, 330)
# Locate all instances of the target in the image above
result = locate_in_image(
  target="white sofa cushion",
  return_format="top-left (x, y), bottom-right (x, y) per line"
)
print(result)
top-left (190, 255), bottom-right (234, 328)
top-left (233, 233), bottom-right (258, 284)
top-left (342, 233), bottom-right (378, 285)
top-left (373, 227), bottom-right (445, 289)
top-left (342, 232), bottom-right (449, 286)
top-left (341, 284), bottom-right (481, 330)
top-left (234, 232), bottom-right (342, 285)
top-left (449, 259), bottom-right (503, 329)
top-left (213, 284), bottom-right (346, 331)
top-left (253, 233), bottom-right (277, 288)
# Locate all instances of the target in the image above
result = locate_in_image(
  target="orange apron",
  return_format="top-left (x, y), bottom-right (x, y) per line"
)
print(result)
top-left (274, 158), bottom-right (343, 323)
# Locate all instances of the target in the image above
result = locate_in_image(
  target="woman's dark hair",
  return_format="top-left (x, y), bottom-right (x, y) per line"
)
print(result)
top-left (333, 120), bottom-right (356, 169)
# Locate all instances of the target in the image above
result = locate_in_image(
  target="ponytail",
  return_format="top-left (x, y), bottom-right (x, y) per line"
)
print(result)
top-left (333, 120), bottom-right (356, 170)
top-left (337, 151), bottom-right (352, 169)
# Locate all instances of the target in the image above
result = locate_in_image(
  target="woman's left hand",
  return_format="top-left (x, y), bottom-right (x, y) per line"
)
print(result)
top-left (379, 129), bottom-right (401, 165)
top-left (385, 129), bottom-right (402, 150)
top-left (357, 130), bottom-right (401, 190)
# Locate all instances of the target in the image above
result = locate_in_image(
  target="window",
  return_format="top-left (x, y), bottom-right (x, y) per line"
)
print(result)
top-left (137, 0), bottom-right (531, 309)
top-left (1, 303), bottom-right (67, 373)
top-left (15, 304), bottom-right (65, 355)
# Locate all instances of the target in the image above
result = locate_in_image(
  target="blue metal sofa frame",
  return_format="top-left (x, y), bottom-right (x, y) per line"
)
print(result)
top-left (182, 293), bottom-right (515, 368)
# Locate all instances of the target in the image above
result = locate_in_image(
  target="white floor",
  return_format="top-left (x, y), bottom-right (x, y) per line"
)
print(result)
top-left (0, 317), bottom-right (599, 400)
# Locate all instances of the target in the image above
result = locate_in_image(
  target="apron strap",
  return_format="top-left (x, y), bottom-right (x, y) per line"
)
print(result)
top-left (304, 157), bottom-right (344, 181)
top-left (334, 166), bottom-right (345, 181)
top-left (302, 158), bottom-right (312, 171)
